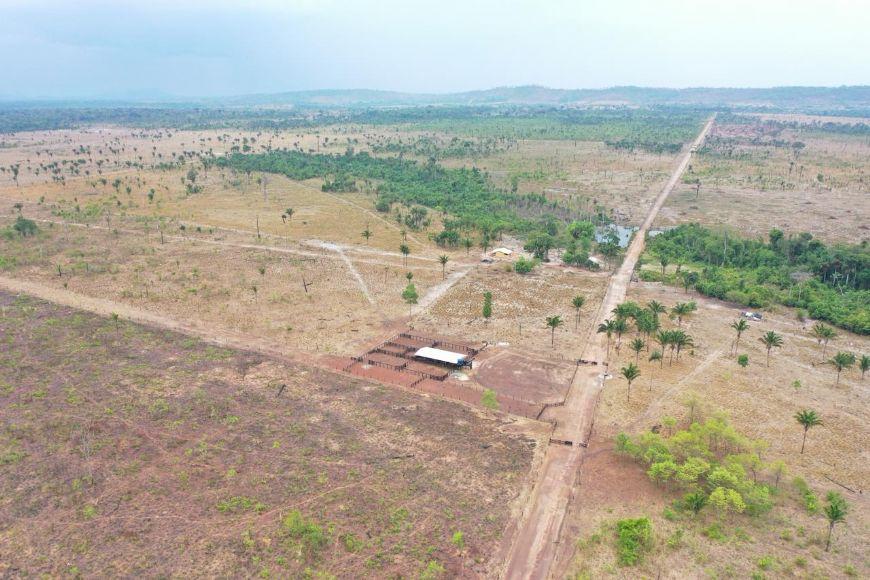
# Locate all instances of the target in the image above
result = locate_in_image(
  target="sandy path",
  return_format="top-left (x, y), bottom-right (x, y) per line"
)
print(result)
top-left (500, 116), bottom-right (715, 579)
top-left (417, 266), bottom-right (474, 311)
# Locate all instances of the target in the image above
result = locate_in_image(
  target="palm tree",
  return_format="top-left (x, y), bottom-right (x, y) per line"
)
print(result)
top-left (670, 301), bottom-right (696, 326)
top-left (794, 409), bottom-right (822, 454)
top-left (629, 338), bottom-right (645, 364)
top-left (621, 363), bottom-right (641, 402)
top-left (730, 319), bottom-right (749, 354)
top-left (612, 302), bottom-right (640, 322)
top-left (571, 295), bottom-right (585, 330)
top-left (823, 492), bottom-right (848, 552)
top-left (399, 244), bottom-right (410, 266)
top-left (546, 315), bottom-right (564, 348)
top-left (860, 354), bottom-right (870, 379)
top-left (659, 255), bottom-right (669, 276)
top-left (671, 330), bottom-right (694, 361)
top-left (612, 318), bottom-right (628, 350)
top-left (597, 319), bottom-right (616, 356)
top-left (654, 330), bottom-right (671, 367)
top-left (647, 300), bottom-right (667, 319)
top-left (635, 311), bottom-right (659, 349)
top-left (439, 255), bottom-right (449, 279)
top-left (361, 226), bottom-right (372, 241)
top-left (811, 322), bottom-right (837, 357)
top-left (462, 238), bottom-right (473, 255)
top-left (759, 331), bottom-right (784, 366)
top-left (648, 351), bottom-right (662, 389)
top-left (829, 351), bottom-right (855, 386)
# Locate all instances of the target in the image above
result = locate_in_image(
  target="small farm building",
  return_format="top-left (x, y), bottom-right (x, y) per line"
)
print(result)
top-left (414, 347), bottom-right (469, 367)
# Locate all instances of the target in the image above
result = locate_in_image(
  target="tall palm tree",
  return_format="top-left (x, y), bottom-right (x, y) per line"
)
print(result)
top-left (794, 409), bottom-right (822, 454)
top-left (612, 318), bottom-right (628, 349)
top-left (546, 316), bottom-right (564, 348)
top-left (811, 322), bottom-right (837, 358)
top-left (597, 319), bottom-right (616, 356)
top-left (648, 351), bottom-right (662, 389)
top-left (654, 330), bottom-right (671, 367)
top-left (829, 351), bottom-right (855, 386)
top-left (438, 255), bottom-right (449, 279)
top-left (730, 319), bottom-right (749, 354)
top-left (823, 492), bottom-right (848, 552)
top-left (629, 338), bottom-right (646, 364)
top-left (399, 244), bottom-right (410, 266)
top-left (671, 330), bottom-right (694, 361)
top-left (860, 354), bottom-right (870, 379)
top-left (621, 363), bottom-right (641, 402)
top-left (759, 331), bottom-right (784, 366)
top-left (571, 295), bottom-right (585, 330)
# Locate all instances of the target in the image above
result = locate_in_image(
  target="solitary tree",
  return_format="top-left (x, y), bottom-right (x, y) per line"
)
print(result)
top-left (402, 282), bottom-right (418, 317)
top-left (823, 492), bottom-right (848, 552)
top-left (571, 295), bottom-right (585, 330)
top-left (811, 322), bottom-right (837, 357)
top-left (621, 363), bottom-right (641, 402)
top-left (545, 315), bottom-right (564, 348)
top-left (629, 338), bottom-right (646, 364)
top-left (860, 354), bottom-right (870, 379)
top-left (794, 409), bottom-right (822, 454)
top-left (829, 351), bottom-right (855, 386)
top-left (462, 238), bottom-right (473, 255)
top-left (439, 255), bottom-right (449, 279)
top-left (759, 331), bottom-right (784, 366)
top-left (730, 319), bottom-right (749, 354)
top-left (647, 300), bottom-right (667, 320)
top-left (482, 292), bottom-right (492, 324)
top-left (399, 244), bottom-right (410, 266)
top-left (659, 255), bottom-right (670, 276)
top-left (361, 226), bottom-right (372, 241)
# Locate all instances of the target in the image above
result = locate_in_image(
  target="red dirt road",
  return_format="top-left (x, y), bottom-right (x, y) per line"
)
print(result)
top-left (499, 116), bottom-right (715, 579)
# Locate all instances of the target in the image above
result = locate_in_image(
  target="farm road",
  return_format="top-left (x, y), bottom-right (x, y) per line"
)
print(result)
top-left (500, 115), bottom-right (715, 579)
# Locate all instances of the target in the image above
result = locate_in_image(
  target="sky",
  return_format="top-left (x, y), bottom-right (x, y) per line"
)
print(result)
top-left (1, 0), bottom-right (868, 99)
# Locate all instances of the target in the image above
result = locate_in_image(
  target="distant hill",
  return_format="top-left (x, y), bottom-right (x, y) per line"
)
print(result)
top-left (218, 85), bottom-right (870, 111)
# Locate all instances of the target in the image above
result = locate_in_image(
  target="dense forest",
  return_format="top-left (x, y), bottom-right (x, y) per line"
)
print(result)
top-left (644, 224), bottom-right (870, 334)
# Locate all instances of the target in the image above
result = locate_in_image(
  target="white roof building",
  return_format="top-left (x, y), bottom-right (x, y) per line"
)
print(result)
top-left (414, 347), bottom-right (467, 366)
top-left (491, 247), bottom-right (513, 255)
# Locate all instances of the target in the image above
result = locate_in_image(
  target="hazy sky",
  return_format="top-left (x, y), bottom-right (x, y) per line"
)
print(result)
top-left (2, 0), bottom-right (868, 98)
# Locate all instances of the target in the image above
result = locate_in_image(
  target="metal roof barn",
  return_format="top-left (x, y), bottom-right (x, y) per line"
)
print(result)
top-left (414, 347), bottom-right (467, 366)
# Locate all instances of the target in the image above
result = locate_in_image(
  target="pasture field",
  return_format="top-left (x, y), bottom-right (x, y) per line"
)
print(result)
top-left (0, 291), bottom-right (543, 577)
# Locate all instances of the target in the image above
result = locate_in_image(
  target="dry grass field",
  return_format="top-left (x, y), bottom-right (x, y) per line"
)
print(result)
top-left (657, 118), bottom-right (870, 243)
top-left (0, 291), bottom-right (543, 577)
top-left (561, 280), bottom-right (869, 578)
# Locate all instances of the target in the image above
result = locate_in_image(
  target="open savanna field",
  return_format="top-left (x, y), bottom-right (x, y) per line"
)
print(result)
top-left (0, 291), bottom-right (544, 577)
top-left (0, 104), bottom-right (867, 579)
top-left (562, 280), bottom-right (869, 579)
top-left (657, 114), bottom-right (870, 243)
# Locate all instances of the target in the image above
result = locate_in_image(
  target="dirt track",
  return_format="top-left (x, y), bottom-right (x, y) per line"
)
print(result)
top-left (499, 116), bottom-right (715, 579)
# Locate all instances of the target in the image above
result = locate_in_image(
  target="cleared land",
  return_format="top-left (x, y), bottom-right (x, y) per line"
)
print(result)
top-left (0, 291), bottom-right (543, 577)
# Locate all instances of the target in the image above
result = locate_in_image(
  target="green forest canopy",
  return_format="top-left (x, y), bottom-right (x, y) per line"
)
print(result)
top-left (644, 224), bottom-right (870, 334)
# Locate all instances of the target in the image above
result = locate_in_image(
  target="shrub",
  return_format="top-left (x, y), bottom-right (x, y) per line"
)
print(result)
top-left (282, 510), bottom-right (328, 558)
top-left (481, 389), bottom-right (499, 410)
top-left (419, 559), bottom-right (445, 580)
top-left (216, 496), bottom-right (266, 514)
top-left (615, 517), bottom-right (653, 566)
top-left (793, 477), bottom-right (819, 514)
top-left (514, 256), bottom-right (536, 274)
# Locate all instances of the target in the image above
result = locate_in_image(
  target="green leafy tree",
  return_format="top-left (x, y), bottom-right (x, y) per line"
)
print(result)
top-left (621, 363), bottom-right (641, 402)
top-left (482, 292), bottom-right (492, 323)
top-left (759, 331), bottom-right (784, 367)
top-left (12, 215), bottom-right (38, 237)
top-left (462, 237), bottom-right (473, 255)
top-left (860, 354), bottom-right (870, 379)
top-left (737, 354), bottom-right (749, 368)
top-left (823, 492), bottom-right (848, 552)
top-left (439, 255), bottom-right (449, 279)
top-left (794, 409), bottom-right (822, 454)
top-left (546, 315), bottom-right (564, 348)
top-left (402, 282), bottom-right (418, 317)
top-left (829, 351), bottom-right (855, 386)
